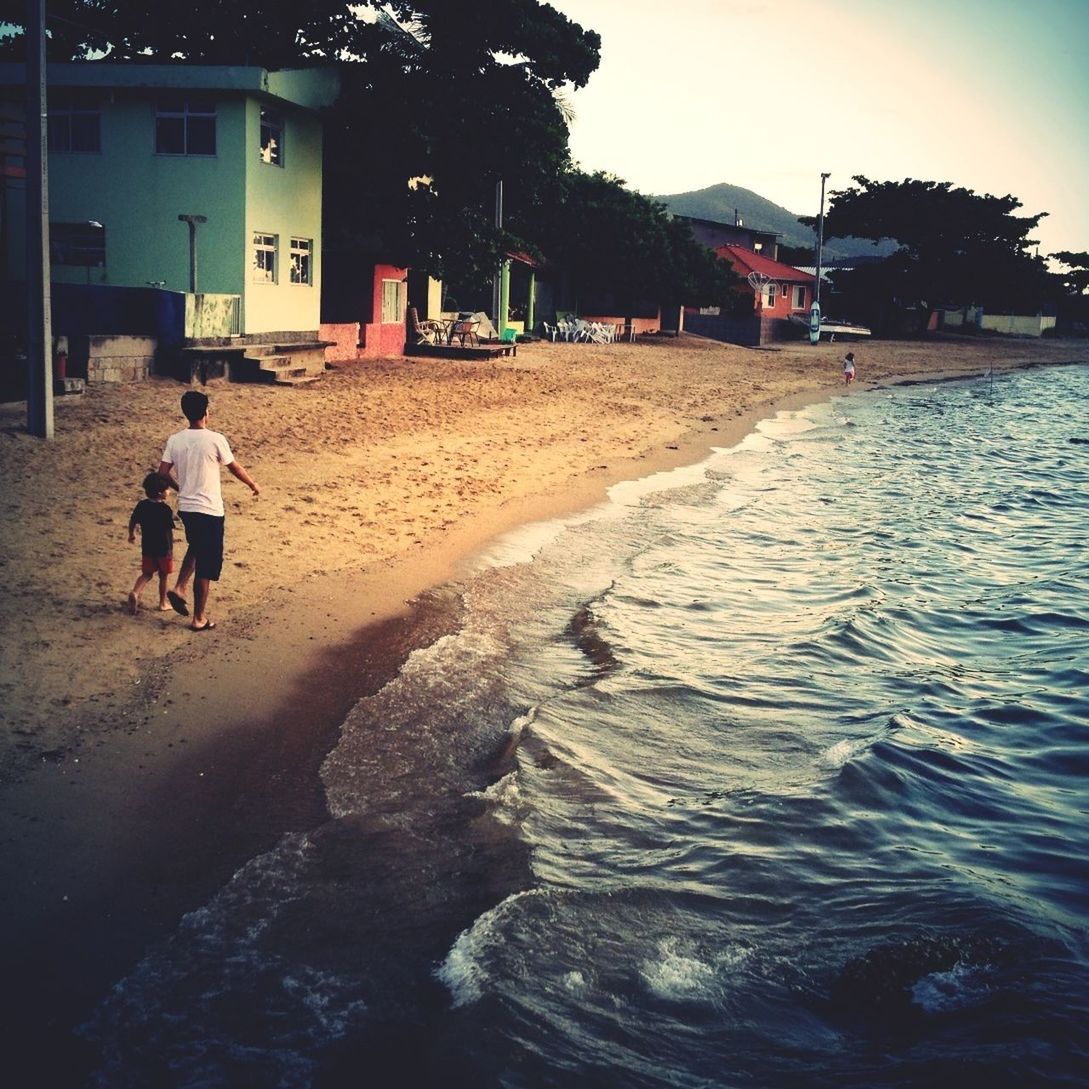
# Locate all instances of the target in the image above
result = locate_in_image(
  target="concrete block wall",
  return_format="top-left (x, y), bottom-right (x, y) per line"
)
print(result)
top-left (319, 322), bottom-right (362, 362)
top-left (86, 335), bottom-right (157, 383)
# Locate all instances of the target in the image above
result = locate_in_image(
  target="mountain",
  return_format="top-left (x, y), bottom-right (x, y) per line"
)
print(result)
top-left (652, 182), bottom-right (896, 261)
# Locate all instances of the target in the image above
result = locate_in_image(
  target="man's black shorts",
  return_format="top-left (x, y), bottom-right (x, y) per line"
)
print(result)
top-left (178, 511), bottom-right (225, 581)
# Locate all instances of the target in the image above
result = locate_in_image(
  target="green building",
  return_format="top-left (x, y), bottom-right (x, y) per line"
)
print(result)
top-left (1, 62), bottom-right (339, 337)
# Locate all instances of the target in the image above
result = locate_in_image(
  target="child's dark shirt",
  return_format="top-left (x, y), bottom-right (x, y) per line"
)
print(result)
top-left (129, 499), bottom-right (175, 558)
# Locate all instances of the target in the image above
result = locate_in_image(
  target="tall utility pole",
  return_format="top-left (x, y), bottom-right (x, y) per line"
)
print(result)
top-left (809, 172), bottom-right (830, 346)
top-left (491, 179), bottom-right (503, 329)
top-left (814, 172), bottom-right (830, 306)
top-left (26, 0), bottom-right (53, 438)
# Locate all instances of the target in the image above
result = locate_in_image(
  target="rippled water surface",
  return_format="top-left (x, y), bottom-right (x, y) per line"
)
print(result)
top-left (87, 363), bottom-right (1089, 1087)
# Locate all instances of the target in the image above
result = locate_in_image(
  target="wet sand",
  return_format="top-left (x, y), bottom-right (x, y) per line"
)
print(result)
top-left (0, 332), bottom-right (1083, 1074)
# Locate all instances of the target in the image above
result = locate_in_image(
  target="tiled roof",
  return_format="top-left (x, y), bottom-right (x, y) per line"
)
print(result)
top-left (716, 244), bottom-right (812, 283)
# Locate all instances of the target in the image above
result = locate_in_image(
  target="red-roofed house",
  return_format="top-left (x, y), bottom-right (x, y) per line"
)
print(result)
top-left (715, 244), bottom-right (814, 321)
top-left (685, 244), bottom-right (815, 346)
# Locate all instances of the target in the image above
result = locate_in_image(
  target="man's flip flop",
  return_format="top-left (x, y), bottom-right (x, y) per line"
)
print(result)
top-left (167, 591), bottom-right (189, 616)
top-left (190, 620), bottom-right (216, 632)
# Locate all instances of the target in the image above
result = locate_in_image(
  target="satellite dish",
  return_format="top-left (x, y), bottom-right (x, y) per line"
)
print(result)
top-left (746, 271), bottom-right (771, 291)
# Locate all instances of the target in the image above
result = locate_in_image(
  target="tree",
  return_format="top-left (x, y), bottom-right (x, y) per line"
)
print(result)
top-left (527, 171), bottom-right (738, 315)
top-left (803, 176), bottom-right (1056, 333)
top-left (1049, 251), bottom-right (1089, 333)
top-left (1051, 251), bottom-right (1089, 296)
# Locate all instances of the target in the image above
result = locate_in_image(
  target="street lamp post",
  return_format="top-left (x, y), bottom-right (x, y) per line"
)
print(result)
top-left (809, 172), bottom-right (830, 346)
top-left (178, 214), bottom-right (207, 293)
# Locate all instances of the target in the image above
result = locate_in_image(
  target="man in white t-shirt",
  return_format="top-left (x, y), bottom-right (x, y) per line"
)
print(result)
top-left (158, 390), bottom-right (260, 631)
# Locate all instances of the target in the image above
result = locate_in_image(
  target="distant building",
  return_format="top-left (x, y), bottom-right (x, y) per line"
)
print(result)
top-left (684, 243), bottom-right (815, 347)
top-left (714, 244), bottom-right (814, 319)
top-left (672, 214), bottom-right (780, 262)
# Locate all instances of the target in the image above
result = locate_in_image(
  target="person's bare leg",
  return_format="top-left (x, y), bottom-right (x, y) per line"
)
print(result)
top-left (191, 577), bottom-right (212, 629)
top-left (174, 549), bottom-right (196, 599)
top-left (128, 572), bottom-right (151, 614)
top-left (157, 571), bottom-right (171, 610)
top-left (168, 549), bottom-right (195, 615)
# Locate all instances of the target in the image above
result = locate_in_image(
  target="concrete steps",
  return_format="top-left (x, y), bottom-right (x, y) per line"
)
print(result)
top-left (234, 349), bottom-right (319, 385)
top-left (249, 353), bottom-right (319, 385)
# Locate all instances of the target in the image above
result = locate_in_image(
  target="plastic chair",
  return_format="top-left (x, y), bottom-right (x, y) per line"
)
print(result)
top-left (452, 318), bottom-right (479, 346)
top-left (408, 306), bottom-right (442, 345)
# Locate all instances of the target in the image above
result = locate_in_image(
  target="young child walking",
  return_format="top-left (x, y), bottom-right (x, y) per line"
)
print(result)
top-left (842, 351), bottom-right (856, 385)
top-left (127, 471), bottom-right (177, 614)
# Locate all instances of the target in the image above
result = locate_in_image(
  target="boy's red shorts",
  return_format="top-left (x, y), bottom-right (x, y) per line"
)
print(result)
top-left (141, 554), bottom-right (174, 576)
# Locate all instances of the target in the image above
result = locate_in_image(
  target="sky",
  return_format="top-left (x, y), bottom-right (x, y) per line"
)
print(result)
top-left (546, 0), bottom-right (1089, 258)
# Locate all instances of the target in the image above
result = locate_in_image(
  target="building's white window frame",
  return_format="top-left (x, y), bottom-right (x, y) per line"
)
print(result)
top-left (252, 232), bottom-right (278, 283)
top-left (764, 282), bottom-right (778, 308)
top-left (259, 108), bottom-right (284, 166)
top-left (155, 98), bottom-right (217, 156)
top-left (793, 284), bottom-right (806, 309)
top-left (290, 237), bottom-right (312, 285)
top-left (381, 278), bottom-right (405, 323)
top-left (48, 101), bottom-right (101, 153)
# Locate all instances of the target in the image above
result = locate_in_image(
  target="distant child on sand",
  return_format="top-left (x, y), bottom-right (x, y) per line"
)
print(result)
top-left (127, 472), bottom-right (176, 614)
top-left (843, 351), bottom-right (856, 385)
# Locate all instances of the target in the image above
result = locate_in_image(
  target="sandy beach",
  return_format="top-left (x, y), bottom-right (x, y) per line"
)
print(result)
top-left (0, 332), bottom-right (1083, 1071)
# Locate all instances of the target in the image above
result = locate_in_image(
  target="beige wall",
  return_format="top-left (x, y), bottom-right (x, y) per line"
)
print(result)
top-left (242, 98), bottom-right (324, 334)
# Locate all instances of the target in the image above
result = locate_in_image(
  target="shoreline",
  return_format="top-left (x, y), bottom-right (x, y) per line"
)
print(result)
top-left (1, 335), bottom-right (1084, 1071)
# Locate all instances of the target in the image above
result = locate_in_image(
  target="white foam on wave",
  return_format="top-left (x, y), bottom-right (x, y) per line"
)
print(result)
top-left (640, 937), bottom-right (717, 1002)
top-left (757, 409), bottom-right (823, 439)
top-left (469, 514), bottom-right (592, 571)
top-left (470, 770), bottom-right (524, 825)
top-left (436, 889), bottom-right (549, 1007)
top-left (563, 969), bottom-right (588, 994)
top-left (469, 417), bottom-right (782, 574)
top-left (818, 736), bottom-right (873, 771)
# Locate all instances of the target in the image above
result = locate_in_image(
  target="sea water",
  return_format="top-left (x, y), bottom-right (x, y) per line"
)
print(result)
top-left (84, 362), bottom-right (1089, 1087)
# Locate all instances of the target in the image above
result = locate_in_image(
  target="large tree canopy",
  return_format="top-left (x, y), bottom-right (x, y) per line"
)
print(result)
top-left (804, 176), bottom-right (1056, 331)
top-left (527, 170), bottom-right (738, 315)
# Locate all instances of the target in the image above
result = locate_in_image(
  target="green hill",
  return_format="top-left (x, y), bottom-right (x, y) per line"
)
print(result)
top-left (653, 182), bottom-right (896, 261)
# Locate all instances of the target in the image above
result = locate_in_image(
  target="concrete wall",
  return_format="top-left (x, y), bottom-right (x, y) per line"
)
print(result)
top-left (581, 313), bottom-right (661, 335)
top-left (185, 293), bottom-right (240, 337)
top-left (358, 263), bottom-right (408, 358)
top-left (979, 312), bottom-right (1057, 337)
top-left (943, 307), bottom-right (1056, 337)
top-left (319, 322), bottom-right (361, 362)
top-left (83, 334), bottom-right (156, 382)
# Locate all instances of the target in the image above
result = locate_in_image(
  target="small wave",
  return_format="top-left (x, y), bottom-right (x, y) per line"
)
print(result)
top-left (829, 931), bottom-right (1018, 1021)
top-left (910, 961), bottom-right (998, 1013)
top-left (436, 889), bottom-right (551, 1008)
top-left (818, 737), bottom-right (873, 771)
top-left (469, 769), bottom-right (525, 825)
